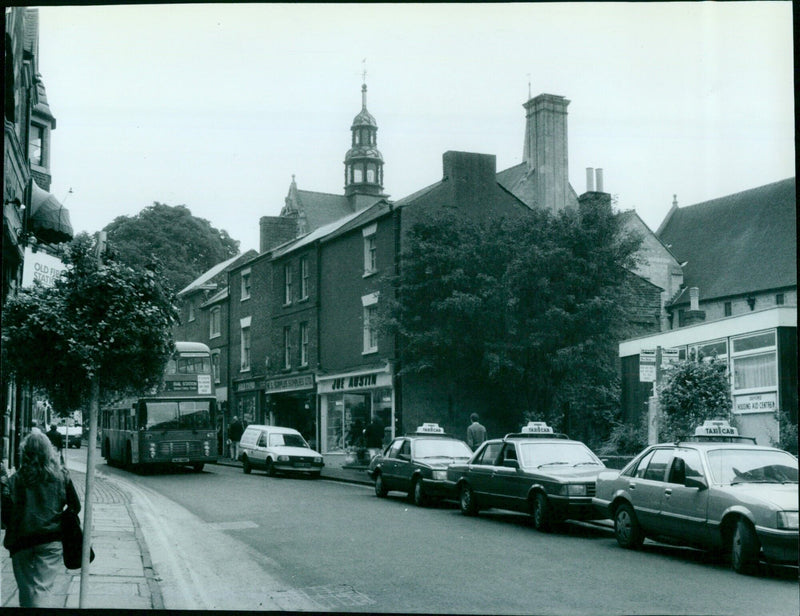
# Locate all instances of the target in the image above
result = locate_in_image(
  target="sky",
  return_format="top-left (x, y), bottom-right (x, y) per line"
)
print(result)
top-left (36, 2), bottom-right (795, 254)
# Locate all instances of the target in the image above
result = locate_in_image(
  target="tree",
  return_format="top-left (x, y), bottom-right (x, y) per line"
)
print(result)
top-left (657, 357), bottom-right (733, 442)
top-left (102, 202), bottom-right (239, 292)
top-left (384, 198), bottom-right (643, 443)
top-left (1, 233), bottom-right (179, 414)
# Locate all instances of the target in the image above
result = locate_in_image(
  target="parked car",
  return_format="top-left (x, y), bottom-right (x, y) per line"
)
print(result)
top-left (445, 422), bottom-right (607, 531)
top-left (239, 425), bottom-right (324, 478)
top-left (592, 420), bottom-right (799, 574)
top-left (57, 424), bottom-right (82, 448)
top-left (368, 423), bottom-right (472, 506)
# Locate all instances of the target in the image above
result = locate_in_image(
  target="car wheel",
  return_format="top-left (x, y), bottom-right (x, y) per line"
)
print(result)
top-left (532, 492), bottom-right (553, 532)
top-left (459, 484), bottom-right (479, 516)
top-left (731, 519), bottom-right (760, 575)
top-left (412, 478), bottom-right (428, 507)
top-left (192, 463), bottom-right (204, 473)
top-left (242, 456), bottom-right (252, 474)
top-left (265, 458), bottom-right (276, 477)
top-left (614, 503), bottom-right (645, 549)
top-left (374, 473), bottom-right (388, 497)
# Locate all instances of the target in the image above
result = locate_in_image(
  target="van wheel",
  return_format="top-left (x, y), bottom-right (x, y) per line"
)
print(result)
top-left (731, 519), bottom-right (760, 575)
top-left (265, 459), bottom-right (276, 477)
top-left (242, 457), bottom-right (252, 474)
top-left (192, 463), bottom-right (204, 473)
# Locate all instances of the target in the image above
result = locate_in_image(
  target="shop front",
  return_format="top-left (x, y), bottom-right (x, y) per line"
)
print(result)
top-left (265, 373), bottom-right (317, 449)
top-left (317, 365), bottom-right (395, 467)
top-left (619, 306), bottom-right (797, 448)
top-left (231, 378), bottom-right (264, 427)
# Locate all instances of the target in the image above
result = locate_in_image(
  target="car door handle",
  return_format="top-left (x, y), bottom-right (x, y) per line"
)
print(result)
top-left (664, 488), bottom-right (672, 496)
top-left (628, 483), bottom-right (636, 490)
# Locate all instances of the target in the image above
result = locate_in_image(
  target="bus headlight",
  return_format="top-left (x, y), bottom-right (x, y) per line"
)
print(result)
top-left (277, 455), bottom-right (289, 462)
top-left (203, 441), bottom-right (210, 456)
top-left (777, 511), bottom-right (799, 530)
top-left (149, 444), bottom-right (156, 458)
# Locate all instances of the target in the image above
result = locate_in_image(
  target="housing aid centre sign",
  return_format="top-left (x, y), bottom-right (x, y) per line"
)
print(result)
top-left (22, 247), bottom-right (65, 287)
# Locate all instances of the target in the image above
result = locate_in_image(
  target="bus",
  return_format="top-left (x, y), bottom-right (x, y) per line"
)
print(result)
top-left (100, 341), bottom-right (218, 472)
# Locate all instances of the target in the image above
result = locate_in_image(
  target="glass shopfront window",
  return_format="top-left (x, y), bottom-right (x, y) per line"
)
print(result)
top-left (323, 387), bottom-right (393, 453)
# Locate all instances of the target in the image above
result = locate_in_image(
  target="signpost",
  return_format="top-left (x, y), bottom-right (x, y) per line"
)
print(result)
top-left (641, 347), bottom-right (680, 444)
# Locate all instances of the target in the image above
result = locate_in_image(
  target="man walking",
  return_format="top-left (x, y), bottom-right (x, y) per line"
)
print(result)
top-left (466, 413), bottom-right (487, 450)
top-left (227, 416), bottom-right (244, 461)
top-left (46, 423), bottom-right (64, 463)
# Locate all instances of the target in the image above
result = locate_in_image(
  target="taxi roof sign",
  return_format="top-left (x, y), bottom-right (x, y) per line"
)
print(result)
top-left (416, 423), bottom-right (445, 434)
top-left (695, 420), bottom-right (738, 437)
top-left (521, 421), bottom-right (554, 434)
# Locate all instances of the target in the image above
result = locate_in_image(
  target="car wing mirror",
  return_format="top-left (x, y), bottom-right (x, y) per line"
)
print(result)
top-left (503, 459), bottom-right (520, 469)
top-left (398, 453), bottom-right (411, 461)
top-left (684, 476), bottom-right (708, 490)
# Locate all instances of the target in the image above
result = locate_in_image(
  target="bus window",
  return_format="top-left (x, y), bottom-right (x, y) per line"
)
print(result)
top-left (141, 400), bottom-right (214, 431)
top-left (177, 356), bottom-right (211, 375)
top-left (165, 359), bottom-right (177, 375)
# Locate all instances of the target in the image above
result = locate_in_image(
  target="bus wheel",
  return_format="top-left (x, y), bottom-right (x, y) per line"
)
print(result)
top-left (125, 443), bottom-right (133, 470)
top-left (102, 439), bottom-right (110, 460)
top-left (192, 463), bottom-right (204, 473)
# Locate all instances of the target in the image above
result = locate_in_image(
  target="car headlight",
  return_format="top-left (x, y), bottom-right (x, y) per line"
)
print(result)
top-left (566, 484), bottom-right (588, 496)
top-left (277, 455), bottom-right (290, 462)
top-left (314, 457), bottom-right (323, 464)
top-left (432, 470), bottom-right (447, 481)
top-left (777, 511), bottom-right (799, 530)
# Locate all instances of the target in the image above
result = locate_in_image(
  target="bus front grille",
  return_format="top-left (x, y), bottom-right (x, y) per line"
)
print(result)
top-left (157, 441), bottom-right (204, 457)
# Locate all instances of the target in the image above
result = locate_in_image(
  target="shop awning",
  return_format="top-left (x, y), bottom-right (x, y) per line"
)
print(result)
top-left (29, 181), bottom-right (73, 245)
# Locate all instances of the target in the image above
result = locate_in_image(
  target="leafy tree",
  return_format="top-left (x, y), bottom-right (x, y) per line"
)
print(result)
top-left (657, 357), bottom-right (732, 442)
top-left (1, 233), bottom-right (178, 415)
top-left (103, 202), bottom-right (239, 292)
top-left (384, 197), bottom-right (643, 442)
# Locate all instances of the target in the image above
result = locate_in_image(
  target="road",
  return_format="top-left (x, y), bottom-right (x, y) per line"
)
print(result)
top-left (99, 459), bottom-right (798, 615)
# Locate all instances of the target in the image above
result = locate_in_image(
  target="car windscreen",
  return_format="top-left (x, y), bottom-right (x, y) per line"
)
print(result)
top-left (143, 400), bottom-right (214, 430)
top-left (268, 433), bottom-right (308, 448)
top-left (519, 442), bottom-right (602, 469)
top-left (706, 448), bottom-right (798, 485)
top-left (413, 439), bottom-right (472, 460)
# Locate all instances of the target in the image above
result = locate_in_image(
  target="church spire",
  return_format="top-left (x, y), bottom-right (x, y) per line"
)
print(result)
top-left (344, 70), bottom-right (385, 200)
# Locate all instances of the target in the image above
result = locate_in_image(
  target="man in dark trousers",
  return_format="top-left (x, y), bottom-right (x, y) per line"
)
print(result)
top-left (227, 416), bottom-right (244, 461)
top-left (46, 423), bottom-right (64, 461)
top-left (466, 413), bottom-right (487, 450)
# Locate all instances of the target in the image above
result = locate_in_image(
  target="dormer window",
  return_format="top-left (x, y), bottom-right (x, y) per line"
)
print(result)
top-left (30, 123), bottom-right (45, 167)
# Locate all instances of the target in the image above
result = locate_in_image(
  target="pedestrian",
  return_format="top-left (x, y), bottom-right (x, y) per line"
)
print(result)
top-left (46, 423), bottom-right (63, 452)
top-left (1, 431), bottom-right (81, 607)
top-left (227, 416), bottom-right (244, 461)
top-left (466, 413), bottom-right (487, 450)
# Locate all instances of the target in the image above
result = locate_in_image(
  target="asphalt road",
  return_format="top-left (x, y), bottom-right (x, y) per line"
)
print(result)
top-left (103, 460), bottom-right (799, 615)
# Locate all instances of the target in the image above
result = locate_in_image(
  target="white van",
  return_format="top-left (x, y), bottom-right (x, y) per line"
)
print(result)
top-left (239, 425), bottom-right (324, 477)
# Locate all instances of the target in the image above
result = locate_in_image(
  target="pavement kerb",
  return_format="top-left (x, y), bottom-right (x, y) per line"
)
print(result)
top-left (213, 457), bottom-right (374, 486)
top-left (125, 499), bottom-right (165, 610)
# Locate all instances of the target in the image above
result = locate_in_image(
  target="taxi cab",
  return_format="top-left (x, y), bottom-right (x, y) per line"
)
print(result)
top-left (367, 423), bottom-right (473, 506)
top-left (592, 420), bottom-right (799, 574)
top-left (445, 422), bottom-right (607, 531)
top-left (239, 425), bottom-right (324, 478)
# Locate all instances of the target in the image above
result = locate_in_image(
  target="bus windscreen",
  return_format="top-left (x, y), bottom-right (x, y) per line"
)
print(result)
top-left (165, 355), bottom-right (212, 375)
top-left (143, 400), bottom-right (214, 430)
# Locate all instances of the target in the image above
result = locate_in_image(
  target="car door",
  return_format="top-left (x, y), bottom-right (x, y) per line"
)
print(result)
top-left (394, 439), bottom-right (415, 492)
top-left (626, 447), bottom-right (674, 532)
top-left (252, 431), bottom-right (268, 468)
top-left (491, 443), bottom-right (528, 512)
top-left (659, 448), bottom-right (710, 545)
top-left (469, 441), bottom-right (505, 506)
top-left (380, 438), bottom-right (404, 489)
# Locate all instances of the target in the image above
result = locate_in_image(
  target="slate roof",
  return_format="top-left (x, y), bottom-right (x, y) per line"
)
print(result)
top-left (496, 163), bottom-right (537, 209)
top-left (294, 190), bottom-right (353, 231)
top-left (177, 251), bottom-right (257, 297)
top-left (657, 177), bottom-right (796, 305)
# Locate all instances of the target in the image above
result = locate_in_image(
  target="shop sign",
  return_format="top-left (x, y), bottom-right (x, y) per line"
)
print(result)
top-left (661, 348), bottom-right (680, 368)
top-left (639, 349), bottom-right (656, 382)
top-left (22, 247), bottom-right (65, 287)
top-left (234, 380), bottom-right (258, 393)
top-left (318, 370), bottom-right (392, 394)
top-left (734, 392), bottom-right (777, 414)
top-left (265, 374), bottom-right (315, 393)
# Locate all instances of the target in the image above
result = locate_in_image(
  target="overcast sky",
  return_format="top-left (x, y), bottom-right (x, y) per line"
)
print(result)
top-left (37, 2), bottom-right (794, 254)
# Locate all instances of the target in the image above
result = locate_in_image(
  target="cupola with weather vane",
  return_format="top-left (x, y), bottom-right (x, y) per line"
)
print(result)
top-left (343, 65), bottom-right (385, 203)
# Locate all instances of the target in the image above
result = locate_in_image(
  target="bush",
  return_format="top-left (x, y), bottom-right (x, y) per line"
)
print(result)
top-left (772, 411), bottom-right (798, 455)
top-left (599, 421), bottom-right (648, 456)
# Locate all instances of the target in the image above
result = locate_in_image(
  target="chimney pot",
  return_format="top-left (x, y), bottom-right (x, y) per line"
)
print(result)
top-left (586, 168), bottom-right (594, 192)
top-left (595, 168), bottom-right (604, 193)
top-left (689, 286), bottom-right (699, 311)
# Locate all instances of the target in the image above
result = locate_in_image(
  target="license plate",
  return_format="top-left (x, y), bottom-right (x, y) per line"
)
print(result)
top-left (295, 462), bottom-right (310, 468)
top-left (172, 457), bottom-right (189, 463)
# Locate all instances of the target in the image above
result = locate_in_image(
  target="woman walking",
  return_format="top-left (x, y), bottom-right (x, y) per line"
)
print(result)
top-left (1, 431), bottom-right (81, 607)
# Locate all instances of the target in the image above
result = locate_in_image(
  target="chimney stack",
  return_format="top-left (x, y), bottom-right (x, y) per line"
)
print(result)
top-left (522, 93), bottom-right (570, 214)
top-left (585, 168), bottom-right (594, 192)
top-left (689, 287), bottom-right (699, 311)
top-left (595, 168), bottom-right (603, 192)
top-left (682, 286), bottom-right (707, 326)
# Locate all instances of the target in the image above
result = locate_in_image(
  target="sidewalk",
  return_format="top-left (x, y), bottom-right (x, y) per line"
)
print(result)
top-left (1, 461), bottom-right (163, 609)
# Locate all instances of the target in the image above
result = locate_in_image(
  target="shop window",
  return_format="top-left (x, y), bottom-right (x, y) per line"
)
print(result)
top-left (732, 331), bottom-right (775, 354)
top-left (283, 326), bottom-right (292, 369)
top-left (284, 263), bottom-right (292, 305)
top-left (724, 302), bottom-right (732, 317)
top-left (299, 322), bottom-right (309, 367)
top-left (300, 257), bottom-right (309, 300)
top-left (733, 352), bottom-right (777, 391)
top-left (209, 306), bottom-right (221, 338)
top-left (688, 339), bottom-right (727, 362)
top-left (241, 269), bottom-right (251, 301)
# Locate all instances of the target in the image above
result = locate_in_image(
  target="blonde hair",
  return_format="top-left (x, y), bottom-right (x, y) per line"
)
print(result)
top-left (18, 431), bottom-right (61, 486)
